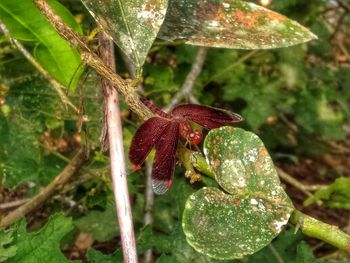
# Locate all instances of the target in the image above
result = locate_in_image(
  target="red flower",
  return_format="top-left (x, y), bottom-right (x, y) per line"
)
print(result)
top-left (129, 98), bottom-right (242, 194)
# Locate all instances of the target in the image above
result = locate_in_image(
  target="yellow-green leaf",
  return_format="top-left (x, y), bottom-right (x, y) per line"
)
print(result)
top-left (0, 0), bottom-right (82, 88)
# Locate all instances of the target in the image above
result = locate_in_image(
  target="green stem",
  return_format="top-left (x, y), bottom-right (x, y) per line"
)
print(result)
top-left (177, 146), bottom-right (216, 181)
top-left (291, 210), bottom-right (350, 254)
top-left (177, 146), bottom-right (197, 178)
top-left (190, 152), bottom-right (216, 179)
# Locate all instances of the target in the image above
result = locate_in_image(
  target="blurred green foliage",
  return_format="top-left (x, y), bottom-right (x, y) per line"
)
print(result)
top-left (0, 228), bottom-right (17, 262)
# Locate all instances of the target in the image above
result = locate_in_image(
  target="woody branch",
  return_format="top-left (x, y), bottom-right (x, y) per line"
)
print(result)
top-left (99, 32), bottom-right (138, 263)
top-left (32, 0), bottom-right (152, 121)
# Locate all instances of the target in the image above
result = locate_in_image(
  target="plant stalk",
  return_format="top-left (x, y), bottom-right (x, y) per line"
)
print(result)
top-left (99, 32), bottom-right (138, 263)
top-left (163, 47), bottom-right (208, 111)
top-left (142, 162), bottom-right (154, 263)
top-left (291, 211), bottom-right (350, 254)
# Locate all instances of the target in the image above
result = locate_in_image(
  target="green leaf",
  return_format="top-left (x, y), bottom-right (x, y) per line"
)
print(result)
top-left (8, 213), bottom-right (77, 263)
top-left (183, 187), bottom-right (293, 259)
top-left (159, 0), bottom-right (317, 49)
top-left (74, 200), bottom-right (119, 242)
top-left (87, 249), bottom-right (123, 263)
top-left (182, 127), bottom-right (294, 259)
top-left (81, 0), bottom-right (168, 69)
top-left (0, 228), bottom-right (17, 262)
top-left (204, 127), bottom-right (290, 197)
top-left (304, 177), bottom-right (350, 209)
top-left (0, 0), bottom-right (82, 88)
top-left (46, 0), bottom-right (83, 35)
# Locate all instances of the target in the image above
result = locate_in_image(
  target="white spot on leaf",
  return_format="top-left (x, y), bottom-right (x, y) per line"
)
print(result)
top-left (250, 198), bottom-right (258, 205)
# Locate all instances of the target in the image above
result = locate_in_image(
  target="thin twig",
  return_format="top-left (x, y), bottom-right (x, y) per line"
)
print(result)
top-left (0, 199), bottom-right (31, 211)
top-left (163, 47), bottom-right (208, 112)
top-left (329, 10), bottom-right (348, 41)
top-left (276, 167), bottom-right (326, 193)
top-left (337, 0), bottom-right (350, 11)
top-left (99, 32), bottom-right (138, 263)
top-left (61, 174), bottom-right (94, 193)
top-left (189, 94), bottom-right (199, 104)
top-left (0, 19), bottom-right (78, 113)
top-left (0, 148), bottom-right (86, 228)
top-left (142, 161), bottom-right (154, 263)
top-left (32, 0), bottom-right (152, 121)
top-left (277, 167), bottom-right (325, 207)
top-left (268, 244), bottom-right (285, 263)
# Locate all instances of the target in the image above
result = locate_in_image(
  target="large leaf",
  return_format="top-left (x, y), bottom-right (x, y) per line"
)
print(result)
top-left (159, 0), bottom-right (317, 49)
top-left (183, 127), bottom-right (293, 259)
top-left (0, 0), bottom-right (82, 88)
top-left (7, 213), bottom-right (77, 263)
top-left (81, 0), bottom-right (168, 68)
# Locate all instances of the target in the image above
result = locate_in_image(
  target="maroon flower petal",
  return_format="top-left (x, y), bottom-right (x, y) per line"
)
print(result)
top-left (129, 117), bottom-right (170, 168)
top-left (152, 122), bottom-right (180, 194)
top-left (171, 104), bottom-right (243, 129)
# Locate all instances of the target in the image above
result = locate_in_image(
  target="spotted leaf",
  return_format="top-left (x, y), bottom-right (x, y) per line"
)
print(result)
top-left (159, 0), bottom-right (317, 49)
top-left (204, 127), bottom-right (287, 196)
top-left (182, 127), bottom-right (293, 259)
top-left (183, 187), bottom-right (293, 259)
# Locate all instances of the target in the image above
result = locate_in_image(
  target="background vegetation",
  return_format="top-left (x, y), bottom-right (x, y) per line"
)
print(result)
top-left (0, 0), bottom-right (350, 262)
